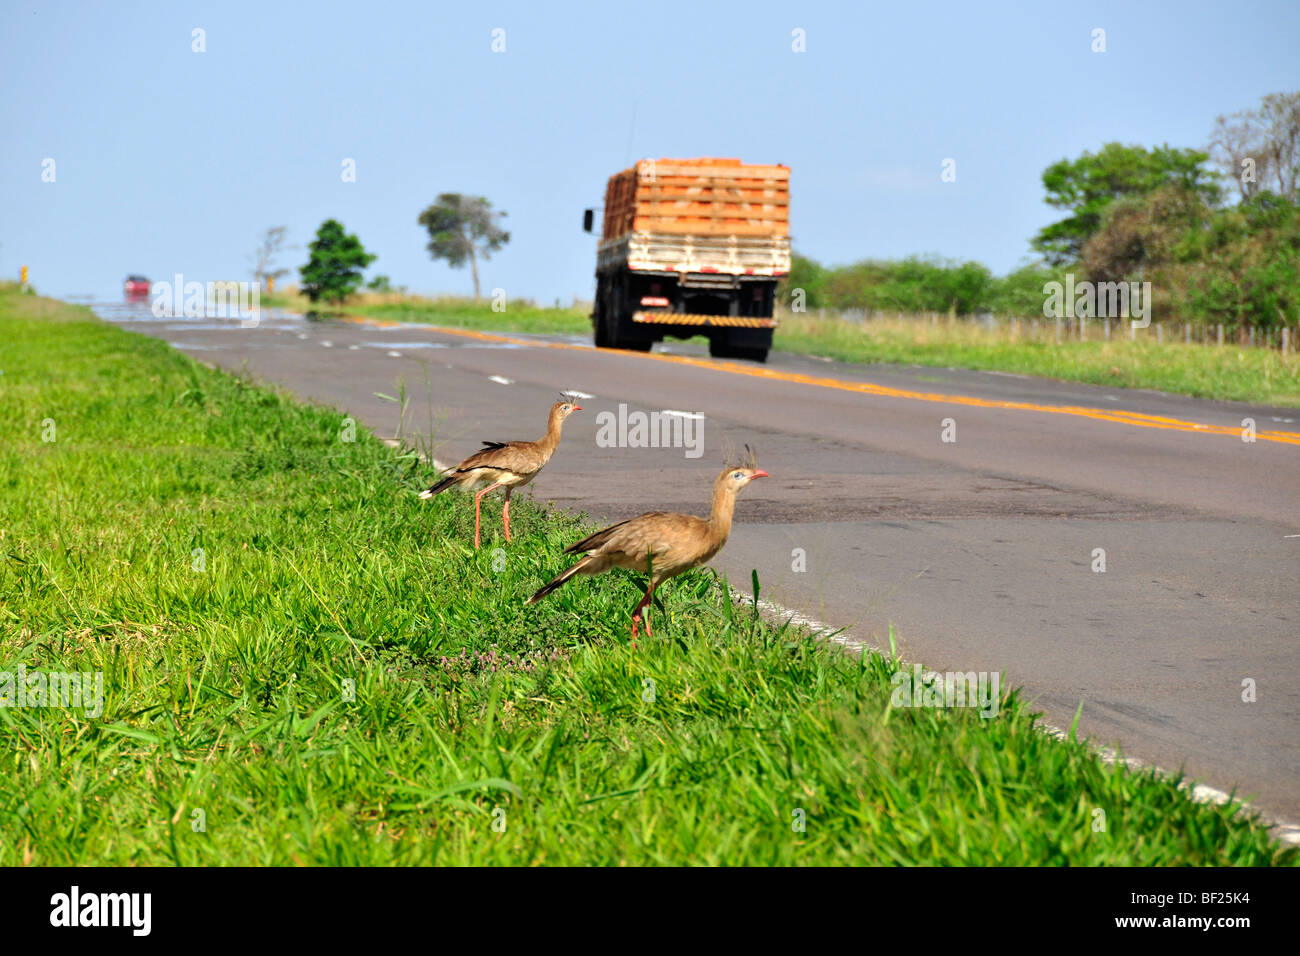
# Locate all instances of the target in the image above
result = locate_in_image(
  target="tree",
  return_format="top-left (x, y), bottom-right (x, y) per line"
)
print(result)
top-left (1081, 184), bottom-right (1213, 284)
top-left (299, 219), bottom-right (375, 304)
top-left (1210, 92), bottom-right (1300, 201)
top-left (1257, 93), bottom-right (1300, 199)
top-left (417, 194), bottom-right (509, 299)
top-left (1031, 143), bottom-right (1221, 265)
top-left (779, 253), bottom-right (827, 309)
top-left (249, 226), bottom-right (293, 289)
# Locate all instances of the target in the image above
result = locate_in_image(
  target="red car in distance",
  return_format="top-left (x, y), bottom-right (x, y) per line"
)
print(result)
top-left (124, 275), bottom-right (150, 299)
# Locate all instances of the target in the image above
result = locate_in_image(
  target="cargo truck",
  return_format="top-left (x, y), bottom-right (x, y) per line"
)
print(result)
top-left (583, 157), bottom-right (790, 363)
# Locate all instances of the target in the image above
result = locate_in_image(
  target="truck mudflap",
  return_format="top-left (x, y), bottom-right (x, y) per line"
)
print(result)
top-left (631, 311), bottom-right (779, 329)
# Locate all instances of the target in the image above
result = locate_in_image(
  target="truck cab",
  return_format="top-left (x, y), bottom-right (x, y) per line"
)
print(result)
top-left (584, 158), bottom-right (790, 363)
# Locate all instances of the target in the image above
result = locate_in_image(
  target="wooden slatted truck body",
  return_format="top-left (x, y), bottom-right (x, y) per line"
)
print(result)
top-left (584, 157), bottom-right (790, 362)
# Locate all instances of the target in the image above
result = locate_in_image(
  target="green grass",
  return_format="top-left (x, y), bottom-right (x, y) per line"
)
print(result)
top-left (1, 283), bottom-right (1292, 865)
top-left (267, 289), bottom-right (1300, 406)
top-left (775, 312), bottom-right (1300, 407)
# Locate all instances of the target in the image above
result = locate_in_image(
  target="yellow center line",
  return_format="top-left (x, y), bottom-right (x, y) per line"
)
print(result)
top-left (343, 316), bottom-right (1300, 447)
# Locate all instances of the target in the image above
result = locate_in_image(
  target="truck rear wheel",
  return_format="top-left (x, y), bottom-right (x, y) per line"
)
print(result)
top-left (593, 276), bottom-right (612, 347)
top-left (600, 275), bottom-right (653, 352)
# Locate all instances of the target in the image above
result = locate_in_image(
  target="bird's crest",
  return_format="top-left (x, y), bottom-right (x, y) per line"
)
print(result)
top-left (558, 390), bottom-right (583, 405)
top-left (722, 442), bottom-right (759, 471)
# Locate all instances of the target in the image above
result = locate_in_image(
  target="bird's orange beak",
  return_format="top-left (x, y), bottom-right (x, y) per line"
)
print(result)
top-left (749, 470), bottom-right (769, 480)
top-left (573, 405), bottom-right (583, 412)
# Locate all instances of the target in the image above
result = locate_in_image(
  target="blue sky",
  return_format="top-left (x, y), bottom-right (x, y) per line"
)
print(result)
top-left (3, 0), bottom-right (1297, 302)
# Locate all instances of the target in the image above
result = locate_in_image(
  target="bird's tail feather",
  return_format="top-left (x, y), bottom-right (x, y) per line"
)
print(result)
top-left (526, 557), bottom-right (591, 604)
top-left (418, 474), bottom-right (459, 499)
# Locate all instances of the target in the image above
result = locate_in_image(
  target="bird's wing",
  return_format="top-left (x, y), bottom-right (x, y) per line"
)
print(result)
top-left (568, 512), bottom-right (711, 572)
top-left (453, 440), bottom-right (545, 477)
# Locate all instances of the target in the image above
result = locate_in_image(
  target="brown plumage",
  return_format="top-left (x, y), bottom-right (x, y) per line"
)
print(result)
top-left (527, 447), bottom-right (768, 644)
top-left (420, 395), bottom-right (582, 548)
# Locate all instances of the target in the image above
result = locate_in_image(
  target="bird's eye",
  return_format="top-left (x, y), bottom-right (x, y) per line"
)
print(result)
top-left (733, 471), bottom-right (743, 479)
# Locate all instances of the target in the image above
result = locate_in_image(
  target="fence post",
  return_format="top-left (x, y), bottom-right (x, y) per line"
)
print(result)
top-left (1284, 327), bottom-right (1291, 355)
top-left (1249, 326), bottom-right (1256, 348)
top-left (1156, 323), bottom-right (1162, 344)
top-left (1217, 324), bottom-right (1224, 346)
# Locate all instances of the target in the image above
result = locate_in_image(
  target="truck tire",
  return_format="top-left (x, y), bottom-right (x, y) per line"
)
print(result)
top-left (593, 276), bottom-right (611, 347)
top-left (606, 276), bottom-right (652, 352)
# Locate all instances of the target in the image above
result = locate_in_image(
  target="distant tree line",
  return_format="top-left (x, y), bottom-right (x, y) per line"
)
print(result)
top-left (784, 91), bottom-right (1300, 328)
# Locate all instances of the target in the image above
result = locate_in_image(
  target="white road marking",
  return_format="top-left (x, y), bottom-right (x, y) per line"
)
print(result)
top-left (566, 390), bottom-right (595, 399)
top-left (489, 375), bottom-right (514, 385)
top-left (735, 587), bottom-right (1300, 847)
top-left (387, 350), bottom-right (402, 358)
top-left (321, 340), bottom-right (332, 348)
top-left (661, 409), bottom-right (705, 419)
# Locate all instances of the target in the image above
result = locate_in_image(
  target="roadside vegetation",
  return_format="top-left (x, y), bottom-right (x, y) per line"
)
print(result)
top-left (1, 284), bottom-right (1294, 865)
top-left (774, 310), bottom-right (1300, 407)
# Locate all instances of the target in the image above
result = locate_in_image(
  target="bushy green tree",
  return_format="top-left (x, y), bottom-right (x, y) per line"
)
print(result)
top-left (1181, 192), bottom-right (1300, 327)
top-left (1032, 143), bottom-right (1222, 265)
top-left (300, 219), bottom-right (376, 304)
top-left (822, 255), bottom-right (990, 314)
top-left (984, 264), bottom-right (1066, 316)
top-left (779, 253), bottom-right (827, 309)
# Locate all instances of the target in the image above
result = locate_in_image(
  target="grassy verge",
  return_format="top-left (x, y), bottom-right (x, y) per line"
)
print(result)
top-left (776, 312), bottom-right (1300, 407)
top-left (266, 289), bottom-right (1300, 406)
top-left (1, 284), bottom-right (1292, 865)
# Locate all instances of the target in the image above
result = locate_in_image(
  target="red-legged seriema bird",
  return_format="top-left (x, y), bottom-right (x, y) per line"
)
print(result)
top-left (419, 394), bottom-right (583, 549)
top-left (527, 446), bottom-right (768, 644)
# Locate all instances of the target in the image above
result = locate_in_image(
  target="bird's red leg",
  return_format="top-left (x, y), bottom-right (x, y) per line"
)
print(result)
top-left (502, 487), bottom-right (512, 543)
top-left (630, 584), bottom-right (656, 648)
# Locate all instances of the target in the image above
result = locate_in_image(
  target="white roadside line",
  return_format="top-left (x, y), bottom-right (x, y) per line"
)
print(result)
top-left (382, 435), bottom-right (1300, 848)
top-left (489, 375), bottom-right (514, 385)
top-left (734, 587), bottom-right (1300, 847)
top-left (661, 409), bottom-right (705, 419)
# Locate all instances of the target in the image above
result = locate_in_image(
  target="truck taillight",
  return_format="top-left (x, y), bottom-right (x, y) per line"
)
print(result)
top-left (640, 296), bottom-right (669, 307)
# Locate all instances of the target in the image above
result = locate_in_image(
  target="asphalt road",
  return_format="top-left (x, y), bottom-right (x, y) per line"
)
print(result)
top-left (89, 299), bottom-right (1300, 831)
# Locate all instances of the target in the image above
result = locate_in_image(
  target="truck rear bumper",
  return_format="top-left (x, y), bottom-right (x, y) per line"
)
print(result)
top-left (631, 311), bottom-right (778, 329)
